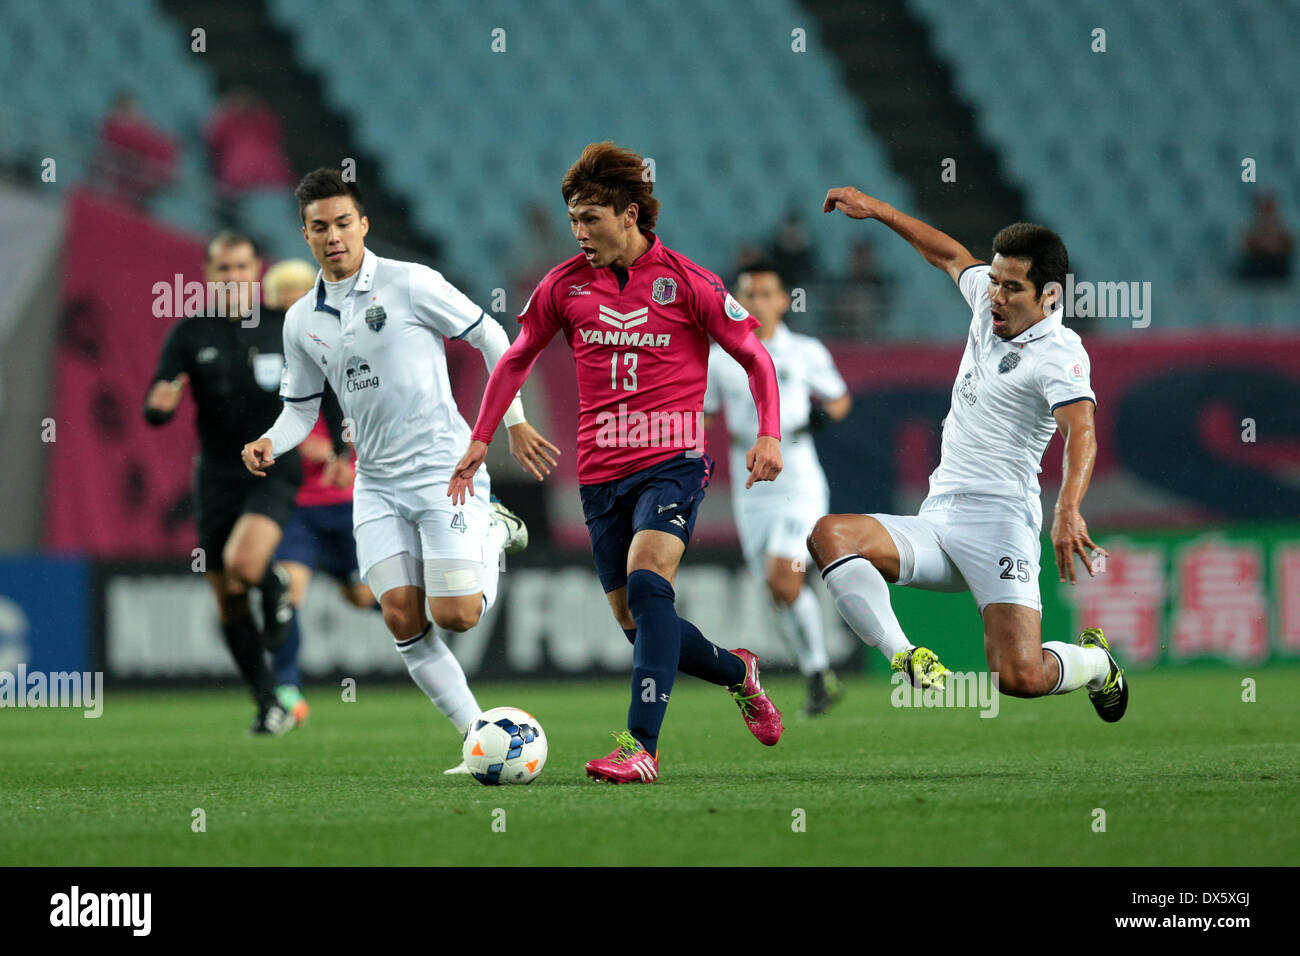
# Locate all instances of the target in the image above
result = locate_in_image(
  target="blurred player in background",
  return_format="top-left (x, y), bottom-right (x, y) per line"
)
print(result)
top-left (703, 262), bottom-right (852, 716)
top-left (244, 169), bottom-right (558, 775)
top-left (450, 142), bottom-right (785, 783)
top-left (261, 259), bottom-right (375, 726)
top-left (145, 231), bottom-right (319, 736)
top-left (809, 186), bottom-right (1126, 723)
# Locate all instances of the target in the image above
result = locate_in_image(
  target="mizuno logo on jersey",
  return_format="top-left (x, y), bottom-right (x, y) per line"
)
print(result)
top-left (569, 282), bottom-right (592, 296)
top-left (579, 328), bottom-right (671, 347)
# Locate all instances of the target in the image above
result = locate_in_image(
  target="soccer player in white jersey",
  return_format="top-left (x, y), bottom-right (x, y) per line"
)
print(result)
top-left (808, 186), bottom-right (1127, 723)
top-left (703, 262), bottom-right (852, 715)
top-left (242, 169), bottom-right (560, 770)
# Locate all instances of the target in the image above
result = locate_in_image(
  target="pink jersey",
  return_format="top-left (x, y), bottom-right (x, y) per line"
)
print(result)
top-left (295, 416), bottom-right (355, 507)
top-left (471, 232), bottom-right (781, 483)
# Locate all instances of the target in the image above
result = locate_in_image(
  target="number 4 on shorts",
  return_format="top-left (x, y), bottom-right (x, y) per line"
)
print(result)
top-left (451, 510), bottom-right (467, 534)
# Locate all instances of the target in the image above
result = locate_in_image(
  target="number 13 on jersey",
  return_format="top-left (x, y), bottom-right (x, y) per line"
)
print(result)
top-left (610, 351), bottom-right (638, 391)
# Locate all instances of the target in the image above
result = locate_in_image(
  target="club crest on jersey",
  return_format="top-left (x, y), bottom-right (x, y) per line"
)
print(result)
top-left (651, 277), bottom-right (677, 305)
top-left (365, 304), bottom-right (386, 332)
top-left (724, 293), bottom-right (750, 321)
top-left (998, 351), bottom-right (1022, 374)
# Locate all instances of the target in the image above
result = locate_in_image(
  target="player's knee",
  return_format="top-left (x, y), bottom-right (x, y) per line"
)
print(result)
top-left (807, 515), bottom-right (859, 569)
top-left (766, 571), bottom-right (801, 605)
top-left (625, 569), bottom-right (673, 619)
top-left (382, 605), bottom-right (423, 639)
top-left (431, 601), bottom-right (482, 633)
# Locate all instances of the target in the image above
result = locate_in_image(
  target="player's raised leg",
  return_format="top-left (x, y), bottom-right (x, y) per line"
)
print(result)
top-left (983, 604), bottom-right (1125, 719)
top-left (807, 513), bottom-right (951, 689)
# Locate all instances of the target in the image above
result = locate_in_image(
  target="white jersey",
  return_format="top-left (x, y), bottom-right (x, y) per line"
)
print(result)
top-left (928, 264), bottom-right (1096, 505)
top-left (278, 248), bottom-right (485, 480)
top-left (704, 323), bottom-right (847, 503)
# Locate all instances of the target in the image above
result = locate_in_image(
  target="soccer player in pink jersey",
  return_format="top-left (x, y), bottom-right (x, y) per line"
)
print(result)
top-left (449, 142), bottom-right (785, 782)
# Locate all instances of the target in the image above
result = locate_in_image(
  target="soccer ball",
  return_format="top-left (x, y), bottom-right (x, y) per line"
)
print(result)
top-left (462, 707), bottom-right (547, 785)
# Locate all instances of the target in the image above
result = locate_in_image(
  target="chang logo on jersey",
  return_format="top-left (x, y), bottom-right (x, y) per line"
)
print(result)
top-left (344, 354), bottom-right (380, 392)
top-left (959, 370), bottom-right (978, 406)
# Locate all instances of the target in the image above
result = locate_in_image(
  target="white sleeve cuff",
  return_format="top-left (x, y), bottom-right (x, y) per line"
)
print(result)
top-left (261, 396), bottom-right (321, 457)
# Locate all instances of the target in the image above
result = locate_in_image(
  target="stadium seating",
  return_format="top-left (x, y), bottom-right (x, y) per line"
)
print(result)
top-left (909, 0), bottom-right (1300, 329)
top-left (0, 0), bottom-right (219, 238)
top-left (268, 0), bottom-right (961, 335)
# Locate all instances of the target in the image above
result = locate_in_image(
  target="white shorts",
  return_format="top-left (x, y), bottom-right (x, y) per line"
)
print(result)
top-left (353, 468), bottom-right (496, 599)
top-left (869, 493), bottom-right (1043, 612)
top-left (735, 489), bottom-right (828, 577)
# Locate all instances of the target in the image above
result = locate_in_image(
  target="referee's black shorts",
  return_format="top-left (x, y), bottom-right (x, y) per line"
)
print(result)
top-left (194, 455), bottom-right (302, 570)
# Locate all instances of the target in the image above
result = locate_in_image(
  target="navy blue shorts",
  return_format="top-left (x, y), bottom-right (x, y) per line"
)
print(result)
top-left (275, 502), bottom-right (361, 585)
top-left (579, 452), bottom-right (712, 593)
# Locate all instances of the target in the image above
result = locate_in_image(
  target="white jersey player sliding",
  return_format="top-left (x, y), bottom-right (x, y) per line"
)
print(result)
top-left (703, 262), bottom-right (851, 715)
top-left (242, 169), bottom-right (560, 772)
top-left (809, 186), bottom-right (1127, 723)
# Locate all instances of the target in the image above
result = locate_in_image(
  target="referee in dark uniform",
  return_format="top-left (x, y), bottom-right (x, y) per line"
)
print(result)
top-left (145, 231), bottom-right (336, 735)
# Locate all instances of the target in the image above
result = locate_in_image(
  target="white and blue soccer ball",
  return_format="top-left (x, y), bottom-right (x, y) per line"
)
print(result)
top-left (463, 707), bottom-right (548, 785)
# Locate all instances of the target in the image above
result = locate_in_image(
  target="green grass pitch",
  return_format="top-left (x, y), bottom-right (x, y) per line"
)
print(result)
top-left (3, 667), bottom-right (1297, 866)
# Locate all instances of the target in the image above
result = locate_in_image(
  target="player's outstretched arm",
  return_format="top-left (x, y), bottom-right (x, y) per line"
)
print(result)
top-left (745, 435), bottom-right (783, 490)
top-left (822, 186), bottom-right (982, 283)
top-left (718, 331), bottom-right (783, 488)
top-left (461, 312), bottom-right (561, 481)
top-left (451, 321), bottom-right (556, 502)
top-left (447, 440), bottom-right (488, 505)
top-left (1050, 400), bottom-right (1108, 584)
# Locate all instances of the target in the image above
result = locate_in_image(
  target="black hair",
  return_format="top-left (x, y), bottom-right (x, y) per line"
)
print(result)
top-left (294, 167), bottom-right (365, 224)
top-left (991, 223), bottom-right (1068, 297)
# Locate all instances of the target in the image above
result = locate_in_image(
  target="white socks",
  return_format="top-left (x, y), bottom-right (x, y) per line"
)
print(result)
top-left (820, 555), bottom-right (912, 661)
top-left (1042, 641), bottom-right (1111, 694)
top-left (395, 624), bottom-right (480, 729)
top-left (773, 587), bottom-right (830, 675)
